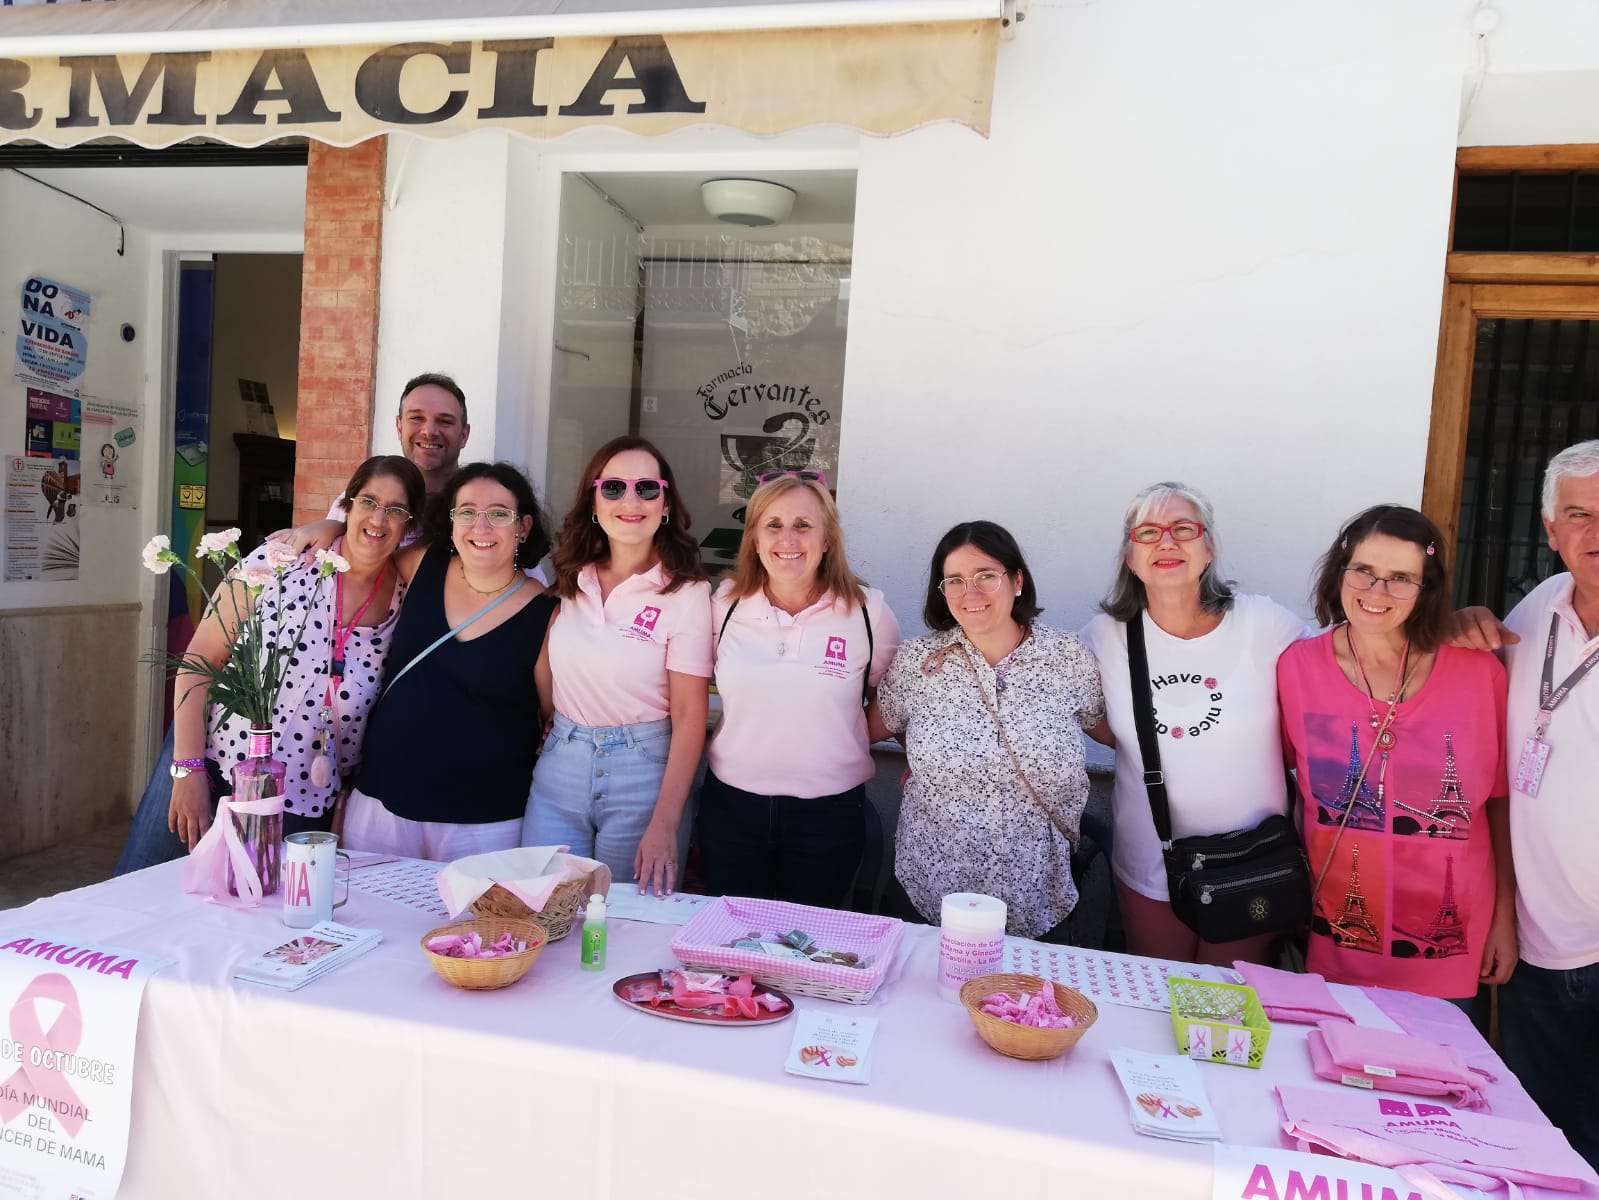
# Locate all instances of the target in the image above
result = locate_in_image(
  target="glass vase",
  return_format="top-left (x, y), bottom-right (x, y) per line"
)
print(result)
top-left (227, 729), bottom-right (285, 899)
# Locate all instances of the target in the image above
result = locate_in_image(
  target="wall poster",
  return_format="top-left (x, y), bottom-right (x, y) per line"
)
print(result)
top-left (14, 276), bottom-right (91, 397)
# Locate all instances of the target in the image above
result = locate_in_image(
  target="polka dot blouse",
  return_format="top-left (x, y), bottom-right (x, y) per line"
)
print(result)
top-left (208, 544), bottom-right (406, 818)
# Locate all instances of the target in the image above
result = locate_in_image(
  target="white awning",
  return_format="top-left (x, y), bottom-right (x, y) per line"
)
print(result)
top-left (0, 0), bottom-right (1003, 146)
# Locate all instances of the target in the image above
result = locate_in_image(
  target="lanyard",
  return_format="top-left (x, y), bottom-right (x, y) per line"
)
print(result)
top-left (324, 561), bottom-right (390, 709)
top-left (1536, 612), bottom-right (1599, 736)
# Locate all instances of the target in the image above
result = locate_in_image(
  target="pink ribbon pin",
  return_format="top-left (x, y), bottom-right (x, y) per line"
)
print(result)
top-left (0, 973), bottom-right (88, 1137)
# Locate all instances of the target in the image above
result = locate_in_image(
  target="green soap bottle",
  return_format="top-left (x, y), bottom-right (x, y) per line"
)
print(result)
top-left (580, 893), bottom-right (608, 971)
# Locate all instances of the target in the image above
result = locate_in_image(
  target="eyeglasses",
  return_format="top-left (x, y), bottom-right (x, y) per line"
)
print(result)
top-left (449, 505), bottom-right (519, 528)
top-left (757, 469), bottom-right (828, 485)
top-left (594, 477), bottom-right (668, 501)
top-left (1129, 520), bottom-right (1205, 545)
top-left (939, 570), bottom-right (1007, 598)
top-left (351, 495), bottom-right (411, 522)
top-left (1342, 567), bottom-right (1423, 601)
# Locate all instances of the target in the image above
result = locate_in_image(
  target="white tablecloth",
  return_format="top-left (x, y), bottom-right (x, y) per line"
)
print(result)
top-left (0, 863), bottom-right (1585, 1200)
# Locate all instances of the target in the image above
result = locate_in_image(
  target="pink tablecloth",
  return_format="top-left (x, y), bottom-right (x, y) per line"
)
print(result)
top-left (0, 863), bottom-right (1583, 1200)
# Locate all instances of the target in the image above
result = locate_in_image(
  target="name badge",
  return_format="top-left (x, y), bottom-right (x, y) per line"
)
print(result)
top-left (1513, 737), bottom-right (1550, 798)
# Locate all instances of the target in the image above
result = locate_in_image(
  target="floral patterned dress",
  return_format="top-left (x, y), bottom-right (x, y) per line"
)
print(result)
top-left (877, 624), bottom-right (1105, 937)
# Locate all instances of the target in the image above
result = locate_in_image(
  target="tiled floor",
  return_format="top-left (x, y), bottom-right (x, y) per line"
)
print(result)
top-left (0, 819), bottom-right (131, 911)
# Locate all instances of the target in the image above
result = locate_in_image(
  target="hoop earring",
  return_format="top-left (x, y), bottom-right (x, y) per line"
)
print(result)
top-left (660, 512), bottom-right (669, 525)
top-left (591, 513), bottom-right (599, 525)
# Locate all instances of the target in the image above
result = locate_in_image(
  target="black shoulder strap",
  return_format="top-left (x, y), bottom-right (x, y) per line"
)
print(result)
top-left (1125, 614), bottom-right (1175, 847)
top-left (718, 597), bottom-right (739, 644)
top-left (860, 597), bottom-right (874, 708)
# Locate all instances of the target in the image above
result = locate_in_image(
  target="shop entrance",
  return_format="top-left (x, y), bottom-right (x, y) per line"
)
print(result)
top-left (545, 169), bottom-right (856, 566)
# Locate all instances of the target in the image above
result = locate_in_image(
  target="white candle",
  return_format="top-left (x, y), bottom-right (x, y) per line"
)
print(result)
top-left (937, 892), bottom-right (1007, 1001)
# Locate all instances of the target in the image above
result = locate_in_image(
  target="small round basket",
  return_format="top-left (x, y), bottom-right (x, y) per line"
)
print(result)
top-left (421, 917), bottom-right (548, 991)
top-left (959, 973), bottom-right (1099, 1062)
top-left (471, 878), bottom-right (587, 941)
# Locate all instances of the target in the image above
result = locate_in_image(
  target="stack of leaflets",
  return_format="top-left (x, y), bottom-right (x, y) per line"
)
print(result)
top-left (233, 922), bottom-right (383, 991)
top-left (784, 1010), bottom-right (879, 1085)
top-left (1109, 1047), bottom-right (1223, 1142)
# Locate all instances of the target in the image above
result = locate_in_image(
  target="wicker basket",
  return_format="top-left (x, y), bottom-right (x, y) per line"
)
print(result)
top-left (670, 897), bottom-right (903, 1005)
top-left (421, 917), bottom-right (548, 991)
top-left (959, 973), bottom-right (1099, 1061)
top-left (471, 878), bottom-right (587, 941)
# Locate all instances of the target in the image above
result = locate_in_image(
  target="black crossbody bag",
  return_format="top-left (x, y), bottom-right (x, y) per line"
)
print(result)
top-left (1125, 614), bottom-right (1310, 942)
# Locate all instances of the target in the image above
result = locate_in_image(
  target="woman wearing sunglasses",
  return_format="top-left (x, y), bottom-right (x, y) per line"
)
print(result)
top-left (1277, 506), bottom-right (1513, 1008)
top-left (342, 462), bottom-right (559, 857)
top-left (699, 472), bottom-right (901, 906)
top-left (522, 436), bottom-right (712, 895)
top-left (1079, 482), bottom-right (1312, 966)
top-left (875, 521), bottom-right (1104, 937)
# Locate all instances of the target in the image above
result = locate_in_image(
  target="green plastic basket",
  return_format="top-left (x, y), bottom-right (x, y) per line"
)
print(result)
top-left (1168, 977), bottom-right (1272, 1069)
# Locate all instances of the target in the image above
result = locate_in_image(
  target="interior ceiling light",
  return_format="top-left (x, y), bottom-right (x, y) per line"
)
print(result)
top-left (701, 178), bottom-right (796, 227)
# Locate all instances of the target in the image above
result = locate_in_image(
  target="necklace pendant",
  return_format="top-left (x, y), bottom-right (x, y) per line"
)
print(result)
top-left (1377, 727), bottom-right (1397, 750)
top-left (1368, 712), bottom-right (1380, 731)
top-left (777, 641), bottom-right (787, 657)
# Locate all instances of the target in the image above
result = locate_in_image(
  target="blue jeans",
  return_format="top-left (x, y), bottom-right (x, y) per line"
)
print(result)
top-left (522, 713), bottom-right (673, 883)
top-left (696, 768), bottom-right (865, 908)
top-left (114, 727), bottom-right (187, 875)
top-left (1500, 958), bottom-right (1599, 1170)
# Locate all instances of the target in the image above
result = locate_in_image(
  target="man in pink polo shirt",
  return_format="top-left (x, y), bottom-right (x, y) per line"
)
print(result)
top-left (1498, 439), bottom-right (1599, 1169)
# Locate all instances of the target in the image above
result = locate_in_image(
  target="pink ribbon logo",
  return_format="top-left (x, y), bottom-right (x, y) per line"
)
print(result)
top-left (0, 973), bottom-right (88, 1137)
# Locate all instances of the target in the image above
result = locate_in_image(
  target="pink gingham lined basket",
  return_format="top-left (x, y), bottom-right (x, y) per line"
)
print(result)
top-left (669, 897), bottom-right (903, 1005)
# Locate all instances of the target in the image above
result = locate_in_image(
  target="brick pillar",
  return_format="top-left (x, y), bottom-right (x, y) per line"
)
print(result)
top-left (293, 138), bottom-right (385, 524)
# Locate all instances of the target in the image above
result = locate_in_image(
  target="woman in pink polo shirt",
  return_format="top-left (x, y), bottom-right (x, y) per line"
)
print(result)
top-left (523, 436), bottom-right (713, 894)
top-left (701, 473), bottom-right (901, 907)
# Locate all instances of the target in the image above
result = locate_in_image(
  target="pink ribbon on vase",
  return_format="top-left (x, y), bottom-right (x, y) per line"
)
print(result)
top-left (180, 792), bottom-right (285, 908)
top-left (0, 972), bottom-right (88, 1137)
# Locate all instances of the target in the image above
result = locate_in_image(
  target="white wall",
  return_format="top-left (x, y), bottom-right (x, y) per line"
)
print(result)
top-left (844, 0), bottom-right (1471, 632)
top-left (369, 0), bottom-right (1599, 636)
top-left (1461, 0), bottom-right (1599, 145)
top-left (0, 170), bottom-right (153, 610)
top-left (373, 131), bottom-right (512, 465)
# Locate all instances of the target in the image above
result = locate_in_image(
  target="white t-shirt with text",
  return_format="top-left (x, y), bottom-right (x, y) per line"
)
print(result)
top-left (1080, 594), bottom-right (1310, 900)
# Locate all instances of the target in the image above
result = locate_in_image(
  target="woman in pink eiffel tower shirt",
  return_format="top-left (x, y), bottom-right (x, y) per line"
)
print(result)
top-left (1277, 505), bottom-right (1513, 1009)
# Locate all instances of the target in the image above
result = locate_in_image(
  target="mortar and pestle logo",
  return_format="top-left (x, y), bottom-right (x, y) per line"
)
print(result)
top-left (720, 413), bottom-right (815, 500)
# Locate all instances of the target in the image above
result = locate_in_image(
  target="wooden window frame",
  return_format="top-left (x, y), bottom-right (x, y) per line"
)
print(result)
top-left (1422, 146), bottom-right (1599, 554)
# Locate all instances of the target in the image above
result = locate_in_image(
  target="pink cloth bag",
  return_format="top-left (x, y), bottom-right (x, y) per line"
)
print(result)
top-left (1232, 960), bottom-right (1352, 1024)
top-left (1276, 1085), bottom-right (1597, 1195)
top-left (1309, 1020), bottom-right (1494, 1110)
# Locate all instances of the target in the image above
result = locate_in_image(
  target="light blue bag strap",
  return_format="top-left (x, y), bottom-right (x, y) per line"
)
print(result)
top-left (380, 574), bottom-right (528, 701)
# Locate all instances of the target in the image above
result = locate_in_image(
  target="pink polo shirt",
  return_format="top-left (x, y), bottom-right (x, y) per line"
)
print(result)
top-left (708, 581), bottom-right (901, 798)
top-left (548, 563), bottom-right (713, 727)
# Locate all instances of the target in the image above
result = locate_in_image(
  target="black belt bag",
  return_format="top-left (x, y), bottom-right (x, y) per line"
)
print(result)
top-left (1161, 813), bottom-right (1309, 941)
top-left (1126, 614), bottom-right (1310, 943)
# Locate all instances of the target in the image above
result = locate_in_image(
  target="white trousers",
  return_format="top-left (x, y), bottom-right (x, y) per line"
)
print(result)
top-left (343, 787), bottom-right (522, 861)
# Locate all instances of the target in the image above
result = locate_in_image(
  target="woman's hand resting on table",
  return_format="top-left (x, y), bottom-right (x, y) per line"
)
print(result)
top-left (634, 820), bottom-right (678, 897)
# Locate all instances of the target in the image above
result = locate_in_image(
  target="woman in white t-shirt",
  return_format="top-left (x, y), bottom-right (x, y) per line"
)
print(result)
top-left (702, 473), bottom-right (900, 907)
top-left (1080, 482), bottom-right (1308, 966)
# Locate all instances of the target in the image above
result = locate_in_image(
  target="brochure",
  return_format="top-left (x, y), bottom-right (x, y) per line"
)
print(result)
top-left (233, 922), bottom-right (382, 991)
top-left (784, 1009), bottom-right (878, 1085)
top-left (1110, 1046), bottom-right (1223, 1142)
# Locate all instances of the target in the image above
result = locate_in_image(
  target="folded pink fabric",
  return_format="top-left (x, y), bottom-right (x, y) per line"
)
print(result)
top-left (1277, 1085), bottom-right (1597, 1194)
top-left (1230, 960), bottom-right (1351, 1024)
top-left (1309, 1020), bottom-right (1494, 1110)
